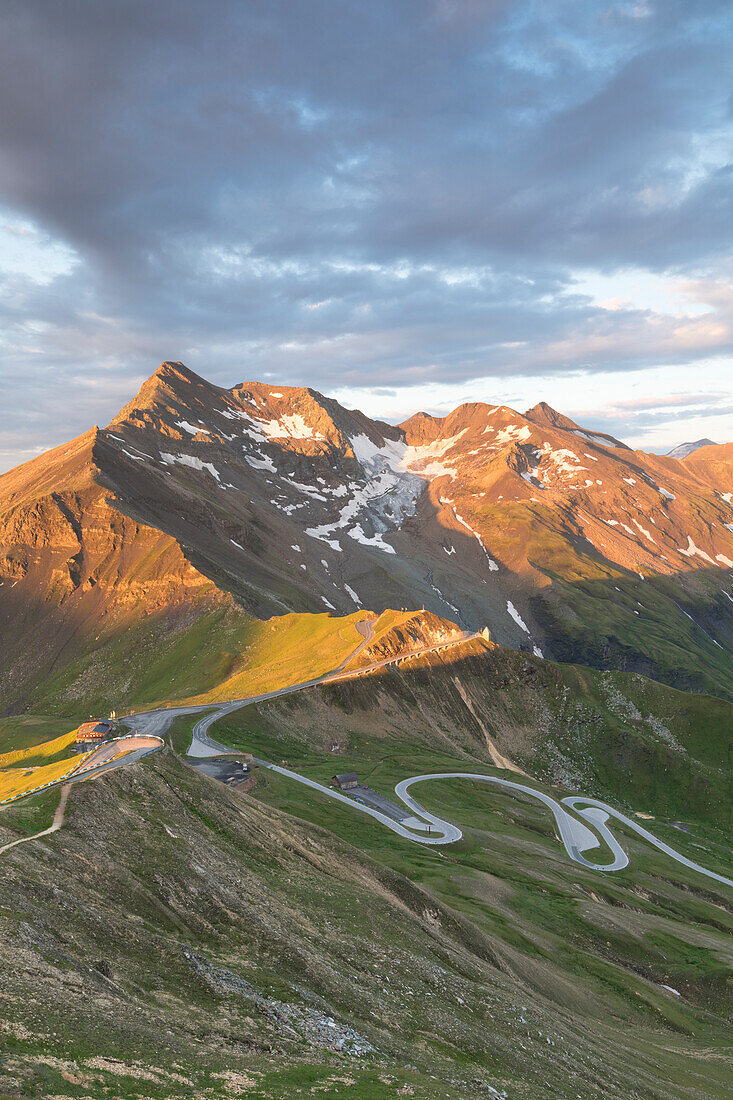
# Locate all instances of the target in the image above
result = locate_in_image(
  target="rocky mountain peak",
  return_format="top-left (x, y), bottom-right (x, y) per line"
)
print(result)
top-left (109, 361), bottom-right (225, 430)
top-left (524, 400), bottom-right (577, 430)
top-left (667, 438), bottom-right (717, 460)
top-left (2, 363), bottom-right (733, 711)
top-left (399, 411), bottom-right (445, 446)
top-left (524, 401), bottom-right (627, 450)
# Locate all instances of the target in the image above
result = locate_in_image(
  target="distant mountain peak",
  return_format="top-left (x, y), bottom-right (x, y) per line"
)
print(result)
top-left (524, 401), bottom-right (580, 432)
top-left (524, 401), bottom-right (628, 450)
top-left (666, 438), bottom-right (717, 460)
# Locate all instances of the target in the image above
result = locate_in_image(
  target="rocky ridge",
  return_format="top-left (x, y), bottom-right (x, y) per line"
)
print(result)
top-left (1, 361), bottom-right (732, 708)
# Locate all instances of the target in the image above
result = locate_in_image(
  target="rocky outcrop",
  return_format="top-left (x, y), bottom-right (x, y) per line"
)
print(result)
top-left (348, 611), bottom-right (465, 669)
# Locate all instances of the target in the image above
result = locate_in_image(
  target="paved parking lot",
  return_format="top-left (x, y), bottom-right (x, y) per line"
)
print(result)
top-left (346, 785), bottom-right (406, 822)
top-left (189, 758), bottom-right (251, 786)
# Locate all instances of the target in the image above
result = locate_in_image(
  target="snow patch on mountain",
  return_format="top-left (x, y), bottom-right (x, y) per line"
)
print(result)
top-left (350, 433), bottom-right (400, 468)
top-left (605, 519), bottom-right (635, 537)
top-left (343, 584), bottom-right (360, 606)
top-left (305, 523), bottom-right (343, 551)
top-left (520, 466), bottom-right (542, 486)
top-left (632, 519), bottom-right (656, 543)
top-left (452, 509), bottom-right (499, 570)
top-left (547, 449), bottom-right (587, 476)
top-left (570, 429), bottom-right (614, 446)
top-left (160, 452), bottom-right (222, 481)
top-left (302, 434), bottom-right (424, 555)
top-left (218, 406), bottom-right (268, 443)
top-left (678, 537), bottom-right (716, 566)
top-left (245, 453), bottom-right (277, 472)
top-left (348, 524), bottom-right (396, 554)
top-left (507, 601), bottom-right (529, 633)
top-left (427, 576), bottom-right (462, 619)
top-left (176, 420), bottom-right (210, 436)
top-left (288, 479), bottom-right (328, 500)
top-left (402, 430), bottom-right (467, 479)
top-left (259, 414), bottom-right (325, 441)
top-left (493, 424), bottom-right (532, 444)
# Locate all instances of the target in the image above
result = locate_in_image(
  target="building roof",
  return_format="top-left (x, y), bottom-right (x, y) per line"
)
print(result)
top-left (333, 772), bottom-right (359, 784)
top-left (77, 720), bottom-right (113, 738)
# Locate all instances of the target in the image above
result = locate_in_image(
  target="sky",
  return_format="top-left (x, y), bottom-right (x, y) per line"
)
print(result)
top-left (0, 0), bottom-right (732, 473)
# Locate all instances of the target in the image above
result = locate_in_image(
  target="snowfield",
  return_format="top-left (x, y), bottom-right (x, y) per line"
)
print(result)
top-left (259, 413), bottom-right (325, 441)
top-left (507, 601), bottom-right (529, 633)
top-left (160, 452), bottom-right (222, 481)
top-left (176, 420), bottom-right (210, 436)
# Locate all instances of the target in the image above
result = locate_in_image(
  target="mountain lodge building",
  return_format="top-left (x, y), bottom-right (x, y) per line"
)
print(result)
top-left (76, 720), bottom-right (114, 743)
top-left (332, 772), bottom-right (359, 791)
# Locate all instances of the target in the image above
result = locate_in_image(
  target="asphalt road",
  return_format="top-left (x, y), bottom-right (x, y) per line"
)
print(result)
top-left (71, 735), bottom-right (163, 773)
top-left (101, 620), bottom-right (733, 888)
top-left (253, 764), bottom-right (733, 887)
top-left (186, 626), bottom-right (479, 758)
top-left (118, 618), bottom-right (377, 754)
top-left (561, 796), bottom-right (733, 887)
top-left (395, 773), bottom-right (602, 862)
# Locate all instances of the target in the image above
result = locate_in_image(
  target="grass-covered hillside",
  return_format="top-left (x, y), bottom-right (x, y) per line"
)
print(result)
top-left (209, 639), bottom-right (732, 837)
top-left (4, 606), bottom-right (370, 719)
top-left (4, 606), bottom-right (467, 724)
top-left (0, 742), bottom-right (730, 1100)
top-left (0, 720), bottom-right (86, 805)
top-left (532, 566), bottom-right (733, 702)
top-left (0, 638), bottom-right (730, 1098)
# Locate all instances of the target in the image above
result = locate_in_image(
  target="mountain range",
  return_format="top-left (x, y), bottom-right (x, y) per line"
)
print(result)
top-left (1, 360), bottom-right (732, 713)
top-left (2, 361), bottom-right (732, 1099)
top-left (666, 438), bottom-right (717, 459)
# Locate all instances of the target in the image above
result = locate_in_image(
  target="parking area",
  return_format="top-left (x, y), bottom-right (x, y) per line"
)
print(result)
top-left (345, 785), bottom-right (407, 822)
top-left (189, 757), bottom-right (252, 787)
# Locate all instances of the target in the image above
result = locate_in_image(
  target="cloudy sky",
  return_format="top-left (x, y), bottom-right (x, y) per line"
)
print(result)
top-left (1, 0), bottom-right (732, 472)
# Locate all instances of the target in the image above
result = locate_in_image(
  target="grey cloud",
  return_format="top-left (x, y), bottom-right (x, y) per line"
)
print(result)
top-left (0, 0), bottom-right (732, 467)
top-left (571, 401), bottom-right (733, 445)
top-left (576, 392), bottom-right (730, 415)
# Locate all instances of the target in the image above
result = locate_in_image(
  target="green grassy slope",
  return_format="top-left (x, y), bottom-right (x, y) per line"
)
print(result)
top-left (14, 606), bottom-right (372, 721)
top-left (0, 749), bottom-right (730, 1100)
top-left (532, 568), bottom-right (733, 701)
top-left (0, 715), bottom-right (79, 758)
top-left (208, 640), bottom-right (732, 836)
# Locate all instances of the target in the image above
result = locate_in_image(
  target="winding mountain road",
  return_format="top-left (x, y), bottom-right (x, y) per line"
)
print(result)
top-left (121, 619), bottom-right (733, 889)
top-left (18, 618), bottom-right (726, 889)
top-left (250, 764), bottom-right (732, 887)
top-left (124, 620), bottom-right (479, 755)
